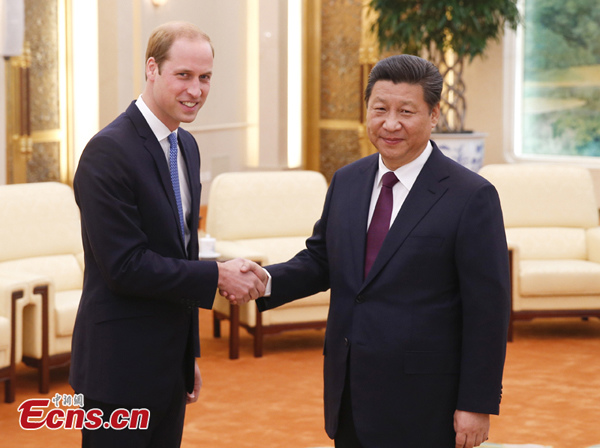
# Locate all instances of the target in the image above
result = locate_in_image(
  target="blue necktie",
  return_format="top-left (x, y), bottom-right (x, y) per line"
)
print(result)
top-left (168, 132), bottom-right (185, 239)
top-left (364, 171), bottom-right (399, 277)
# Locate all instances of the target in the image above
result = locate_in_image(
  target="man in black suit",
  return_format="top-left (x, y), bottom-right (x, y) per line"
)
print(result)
top-left (254, 55), bottom-right (511, 447)
top-left (70, 21), bottom-right (266, 448)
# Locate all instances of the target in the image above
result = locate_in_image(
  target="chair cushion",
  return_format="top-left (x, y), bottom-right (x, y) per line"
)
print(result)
top-left (277, 290), bottom-right (330, 308)
top-left (55, 290), bottom-right (82, 337)
top-left (506, 228), bottom-right (587, 260)
top-left (520, 259), bottom-right (600, 296)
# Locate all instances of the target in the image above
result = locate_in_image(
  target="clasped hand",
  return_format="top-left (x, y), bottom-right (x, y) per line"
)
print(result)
top-left (217, 258), bottom-right (268, 305)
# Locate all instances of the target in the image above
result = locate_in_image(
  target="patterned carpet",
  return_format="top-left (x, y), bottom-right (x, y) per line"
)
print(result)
top-left (481, 444), bottom-right (552, 448)
top-left (308, 445), bottom-right (600, 448)
top-left (2, 314), bottom-right (600, 448)
top-left (310, 445), bottom-right (553, 448)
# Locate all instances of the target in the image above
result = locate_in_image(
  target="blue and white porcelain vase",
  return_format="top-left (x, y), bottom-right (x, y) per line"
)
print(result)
top-left (432, 132), bottom-right (487, 172)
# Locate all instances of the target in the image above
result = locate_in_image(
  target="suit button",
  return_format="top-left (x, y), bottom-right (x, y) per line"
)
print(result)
top-left (344, 337), bottom-right (349, 347)
top-left (355, 295), bottom-right (365, 304)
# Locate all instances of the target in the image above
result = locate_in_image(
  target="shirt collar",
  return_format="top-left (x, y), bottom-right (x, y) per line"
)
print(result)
top-left (376, 141), bottom-right (432, 191)
top-left (135, 95), bottom-right (177, 142)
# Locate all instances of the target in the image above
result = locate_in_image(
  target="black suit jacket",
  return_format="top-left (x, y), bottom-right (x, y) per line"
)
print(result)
top-left (70, 102), bottom-right (217, 407)
top-left (257, 144), bottom-right (510, 446)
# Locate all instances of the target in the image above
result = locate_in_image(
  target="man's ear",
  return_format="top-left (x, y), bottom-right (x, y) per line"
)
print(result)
top-left (146, 57), bottom-right (158, 81)
top-left (430, 103), bottom-right (440, 127)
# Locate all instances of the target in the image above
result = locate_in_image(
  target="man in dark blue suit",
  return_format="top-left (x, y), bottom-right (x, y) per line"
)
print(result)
top-left (255, 55), bottom-right (510, 447)
top-left (70, 22), bottom-right (266, 448)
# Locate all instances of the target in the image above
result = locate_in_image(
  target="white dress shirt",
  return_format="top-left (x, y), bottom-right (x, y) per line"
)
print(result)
top-left (367, 141), bottom-right (433, 230)
top-left (135, 95), bottom-right (192, 250)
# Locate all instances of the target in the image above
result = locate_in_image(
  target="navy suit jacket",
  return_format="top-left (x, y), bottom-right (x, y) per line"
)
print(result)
top-left (257, 144), bottom-right (510, 446)
top-left (70, 102), bottom-right (217, 407)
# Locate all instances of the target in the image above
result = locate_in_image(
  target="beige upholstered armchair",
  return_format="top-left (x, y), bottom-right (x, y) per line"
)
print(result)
top-left (0, 273), bottom-right (46, 402)
top-left (479, 164), bottom-right (600, 341)
top-left (205, 170), bottom-right (330, 358)
top-left (0, 182), bottom-right (84, 392)
top-left (0, 276), bottom-right (27, 403)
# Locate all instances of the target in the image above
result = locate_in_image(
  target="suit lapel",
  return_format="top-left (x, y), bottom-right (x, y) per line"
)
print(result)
top-left (361, 145), bottom-right (450, 288)
top-left (347, 156), bottom-right (379, 287)
top-left (179, 133), bottom-right (201, 259)
top-left (126, 103), bottom-right (187, 252)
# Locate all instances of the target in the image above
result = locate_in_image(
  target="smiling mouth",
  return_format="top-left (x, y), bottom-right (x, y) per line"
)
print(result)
top-left (382, 137), bottom-right (403, 144)
top-left (181, 101), bottom-right (197, 108)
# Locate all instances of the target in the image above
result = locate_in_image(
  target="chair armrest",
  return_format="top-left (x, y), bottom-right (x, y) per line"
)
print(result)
top-left (0, 277), bottom-right (28, 317)
top-left (0, 270), bottom-right (53, 323)
top-left (587, 227), bottom-right (600, 263)
top-left (214, 241), bottom-right (268, 265)
top-left (0, 270), bottom-right (53, 292)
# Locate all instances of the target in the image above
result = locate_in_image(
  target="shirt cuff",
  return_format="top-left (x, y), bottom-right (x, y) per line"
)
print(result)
top-left (263, 268), bottom-right (272, 297)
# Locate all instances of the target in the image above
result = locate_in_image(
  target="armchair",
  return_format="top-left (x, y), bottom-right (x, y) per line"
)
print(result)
top-left (0, 273), bottom-right (45, 402)
top-left (0, 276), bottom-right (26, 403)
top-left (205, 170), bottom-right (330, 358)
top-left (0, 182), bottom-right (83, 392)
top-left (479, 164), bottom-right (600, 341)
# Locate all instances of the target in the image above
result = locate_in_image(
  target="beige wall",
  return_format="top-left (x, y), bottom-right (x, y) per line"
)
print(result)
top-left (95, 0), bottom-right (289, 203)
top-left (0, 3), bottom-right (519, 191)
top-left (0, 59), bottom-right (5, 185)
top-left (463, 39), bottom-right (507, 166)
top-left (4, 3), bottom-right (600, 205)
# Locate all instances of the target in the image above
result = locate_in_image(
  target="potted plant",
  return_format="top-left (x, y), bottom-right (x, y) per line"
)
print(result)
top-left (368, 0), bottom-right (521, 170)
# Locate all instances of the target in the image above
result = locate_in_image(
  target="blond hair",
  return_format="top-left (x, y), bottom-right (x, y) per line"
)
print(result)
top-left (145, 21), bottom-right (213, 73)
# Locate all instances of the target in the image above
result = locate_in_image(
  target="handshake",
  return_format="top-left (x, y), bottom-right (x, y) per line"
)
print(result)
top-left (216, 258), bottom-right (269, 305)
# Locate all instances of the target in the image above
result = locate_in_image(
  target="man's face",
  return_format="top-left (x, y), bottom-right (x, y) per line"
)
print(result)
top-left (144, 37), bottom-right (213, 131)
top-left (366, 80), bottom-right (439, 170)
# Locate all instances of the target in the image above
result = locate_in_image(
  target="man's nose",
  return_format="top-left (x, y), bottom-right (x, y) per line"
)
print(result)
top-left (187, 79), bottom-right (202, 97)
top-left (383, 113), bottom-right (402, 131)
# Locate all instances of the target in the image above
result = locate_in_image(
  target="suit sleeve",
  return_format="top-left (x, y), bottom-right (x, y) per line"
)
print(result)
top-left (74, 133), bottom-right (217, 309)
top-left (455, 182), bottom-right (511, 415)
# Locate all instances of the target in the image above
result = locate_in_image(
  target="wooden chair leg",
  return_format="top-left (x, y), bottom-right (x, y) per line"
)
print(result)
top-left (253, 307), bottom-right (263, 358)
top-left (507, 248), bottom-right (514, 343)
top-left (4, 289), bottom-right (22, 403)
top-left (229, 303), bottom-right (240, 360)
top-left (213, 311), bottom-right (221, 338)
top-left (34, 285), bottom-right (50, 394)
top-left (4, 376), bottom-right (15, 403)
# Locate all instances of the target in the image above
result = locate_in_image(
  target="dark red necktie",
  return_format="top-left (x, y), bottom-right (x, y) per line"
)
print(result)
top-left (365, 171), bottom-right (399, 277)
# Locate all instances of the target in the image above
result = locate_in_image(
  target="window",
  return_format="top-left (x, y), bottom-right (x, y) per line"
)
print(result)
top-left (514, 0), bottom-right (600, 160)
